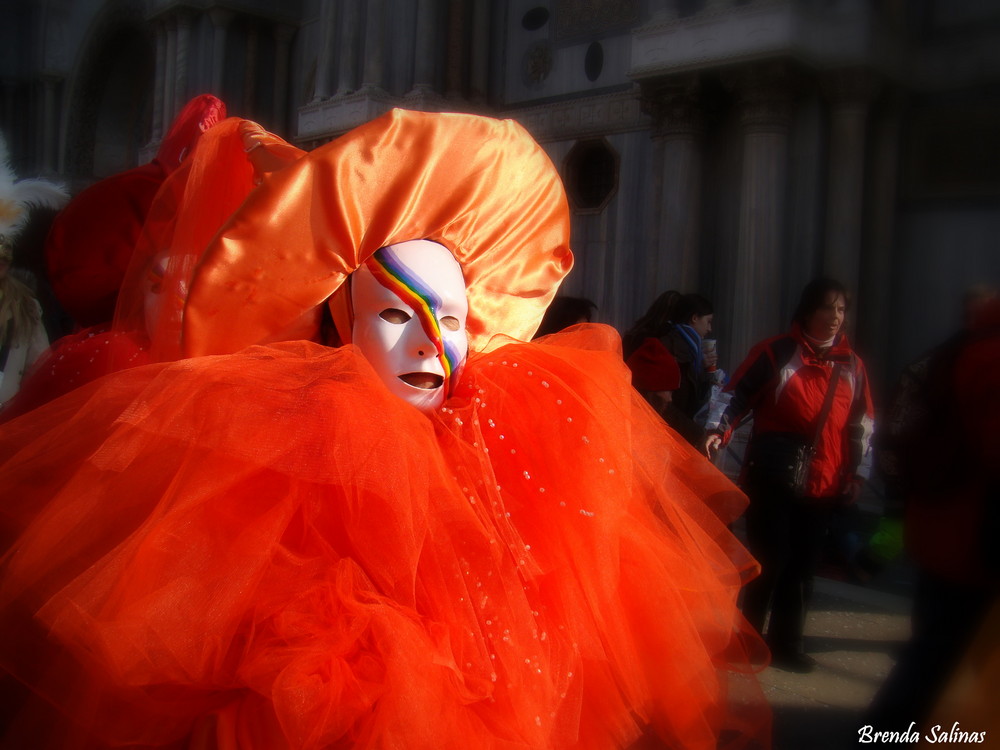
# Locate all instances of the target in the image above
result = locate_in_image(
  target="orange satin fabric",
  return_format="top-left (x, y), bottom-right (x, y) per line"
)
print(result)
top-left (182, 109), bottom-right (573, 357)
top-left (113, 117), bottom-right (307, 365)
top-left (1, 118), bottom-right (305, 420)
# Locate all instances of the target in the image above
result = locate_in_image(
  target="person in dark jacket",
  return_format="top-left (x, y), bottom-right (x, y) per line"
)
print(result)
top-left (625, 336), bottom-right (708, 445)
top-left (705, 278), bottom-right (875, 672)
top-left (660, 293), bottom-right (717, 424)
top-left (625, 292), bottom-right (718, 446)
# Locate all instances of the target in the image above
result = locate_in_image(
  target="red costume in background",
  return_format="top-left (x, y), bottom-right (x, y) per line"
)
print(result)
top-left (1, 108), bottom-right (304, 422)
top-left (44, 95), bottom-right (226, 329)
top-left (1, 111), bottom-right (769, 749)
top-left (1, 96), bottom-right (227, 422)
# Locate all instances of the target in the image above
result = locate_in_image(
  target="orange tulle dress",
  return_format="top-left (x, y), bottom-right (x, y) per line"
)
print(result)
top-left (0, 110), bottom-right (769, 749)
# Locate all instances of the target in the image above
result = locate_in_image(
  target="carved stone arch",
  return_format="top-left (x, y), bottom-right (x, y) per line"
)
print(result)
top-left (64, 0), bottom-right (154, 182)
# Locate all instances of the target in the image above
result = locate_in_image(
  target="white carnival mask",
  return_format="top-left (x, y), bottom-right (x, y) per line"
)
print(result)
top-left (351, 240), bottom-right (469, 412)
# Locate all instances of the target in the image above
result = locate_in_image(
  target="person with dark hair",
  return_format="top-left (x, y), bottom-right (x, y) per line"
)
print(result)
top-left (661, 293), bottom-right (717, 424)
top-left (625, 292), bottom-right (718, 445)
top-left (532, 295), bottom-right (596, 338)
top-left (625, 337), bottom-right (706, 446)
top-left (704, 277), bottom-right (875, 672)
top-left (622, 289), bottom-right (680, 358)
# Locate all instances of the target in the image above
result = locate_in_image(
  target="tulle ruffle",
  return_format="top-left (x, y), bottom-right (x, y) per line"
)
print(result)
top-left (0, 327), bottom-right (768, 749)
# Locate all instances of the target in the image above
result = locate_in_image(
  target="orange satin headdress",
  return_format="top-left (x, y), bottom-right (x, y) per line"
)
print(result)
top-left (182, 109), bottom-right (573, 357)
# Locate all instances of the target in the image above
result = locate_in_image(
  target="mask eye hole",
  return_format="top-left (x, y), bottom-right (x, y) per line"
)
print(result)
top-left (379, 308), bottom-right (411, 324)
top-left (440, 316), bottom-right (461, 332)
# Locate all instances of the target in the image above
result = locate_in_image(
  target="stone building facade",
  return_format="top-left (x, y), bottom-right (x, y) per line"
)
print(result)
top-left (3, 0), bottom-right (999, 394)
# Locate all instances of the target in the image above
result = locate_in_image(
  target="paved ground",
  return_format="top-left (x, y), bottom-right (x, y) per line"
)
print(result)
top-left (762, 566), bottom-right (915, 749)
top-left (727, 486), bottom-right (920, 750)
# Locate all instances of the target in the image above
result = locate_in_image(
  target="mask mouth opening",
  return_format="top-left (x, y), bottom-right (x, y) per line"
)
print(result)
top-left (398, 372), bottom-right (444, 390)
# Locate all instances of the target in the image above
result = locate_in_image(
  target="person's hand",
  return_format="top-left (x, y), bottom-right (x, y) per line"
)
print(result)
top-left (842, 478), bottom-right (864, 506)
top-left (703, 350), bottom-right (719, 371)
top-left (648, 390), bottom-right (673, 415)
top-left (703, 433), bottom-right (722, 459)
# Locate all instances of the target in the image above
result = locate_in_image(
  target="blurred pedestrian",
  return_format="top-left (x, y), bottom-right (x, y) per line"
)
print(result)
top-left (0, 132), bottom-right (68, 408)
top-left (0, 243), bottom-right (48, 408)
top-left (705, 277), bottom-right (875, 672)
top-left (660, 293), bottom-right (718, 426)
top-left (625, 292), bottom-right (721, 446)
top-left (622, 289), bottom-right (680, 358)
top-left (865, 286), bottom-right (999, 738)
top-left (626, 337), bottom-right (706, 445)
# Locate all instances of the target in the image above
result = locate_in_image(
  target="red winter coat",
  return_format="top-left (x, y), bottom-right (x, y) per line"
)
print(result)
top-left (903, 300), bottom-right (1000, 585)
top-left (716, 323), bottom-right (875, 498)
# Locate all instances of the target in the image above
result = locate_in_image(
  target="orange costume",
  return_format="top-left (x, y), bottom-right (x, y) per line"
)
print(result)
top-left (0, 111), bottom-right (768, 749)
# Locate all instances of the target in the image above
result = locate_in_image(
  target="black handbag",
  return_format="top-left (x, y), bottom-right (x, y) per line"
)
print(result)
top-left (744, 363), bottom-right (842, 497)
top-left (745, 432), bottom-right (815, 496)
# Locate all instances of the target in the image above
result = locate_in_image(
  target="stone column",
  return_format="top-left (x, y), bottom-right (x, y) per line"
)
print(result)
top-left (152, 20), bottom-right (167, 140)
top-left (1, 82), bottom-right (15, 144)
top-left (41, 74), bottom-right (60, 175)
top-left (445, 0), bottom-right (468, 99)
top-left (823, 69), bottom-right (877, 308)
top-left (163, 15), bottom-right (177, 125)
top-left (173, 10), bottom-right (193, 115)
top-left (729, 64), bottom-right (793, 364)
top-left (646, 78), bottom-right (704, 299)
top-left (360, 0), bottom-right (386, 91)
top-left (859, 91), bottom-right (903, 393)
top-left (273, 24), bottom-right (295, 128)
top-left (469, 0), bottom-right (489, 103)
top-left (209, 8), bottom-right (235, 98)
top-left (409, 0), bottom-right (440, 96)
top-left (337, 0), bottom-right (362, 95)
top-left (313, 2), bottom-right (336, 101)
top-left (244, 24), bottom-right (259, 117)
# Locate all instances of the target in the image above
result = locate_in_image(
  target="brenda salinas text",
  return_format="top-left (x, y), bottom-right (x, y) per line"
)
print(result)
top-left (859, 722), bottom-right (987, 744)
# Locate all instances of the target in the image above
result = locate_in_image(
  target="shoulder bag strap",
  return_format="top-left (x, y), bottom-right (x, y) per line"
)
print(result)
top-left (810, 362), bottom-right (843, 449)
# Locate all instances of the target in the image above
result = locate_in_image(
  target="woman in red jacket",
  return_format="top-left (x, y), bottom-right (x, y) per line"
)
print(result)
top-left (705, 278), bottom-right (875, 672)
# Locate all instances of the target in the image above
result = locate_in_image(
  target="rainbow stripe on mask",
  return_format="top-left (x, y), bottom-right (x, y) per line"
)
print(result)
top-left (364, 246), bottom-right (463, 393)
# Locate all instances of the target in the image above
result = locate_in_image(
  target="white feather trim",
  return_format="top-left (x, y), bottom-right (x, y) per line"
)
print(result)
top-left (0, 130), bottom-right (70, 241)
top-left (10, 179), bottom-right (69, 211)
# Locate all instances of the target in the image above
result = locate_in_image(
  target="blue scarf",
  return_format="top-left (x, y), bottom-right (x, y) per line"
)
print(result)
top-left (675, 323), bottom-right (703, 373)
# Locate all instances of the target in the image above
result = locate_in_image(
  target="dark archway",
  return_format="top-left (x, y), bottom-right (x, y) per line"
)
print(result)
top-left (65, 1), bottom-right (153, 182)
